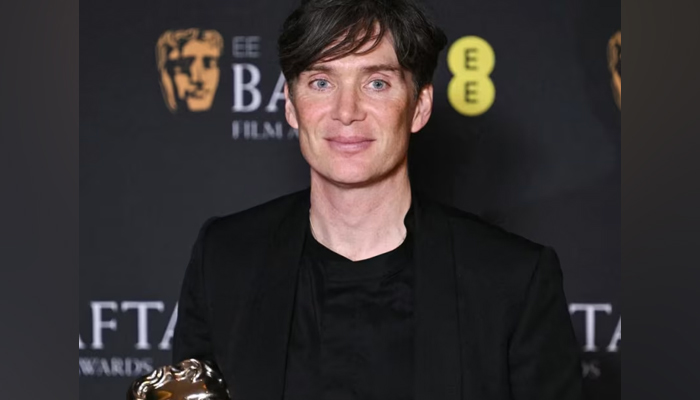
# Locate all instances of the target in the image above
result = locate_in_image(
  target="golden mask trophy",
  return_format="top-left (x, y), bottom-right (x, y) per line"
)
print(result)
top-left (608, 30), bottom-right (621, 109)
top-left (127, 359), bottom-right (230, 400)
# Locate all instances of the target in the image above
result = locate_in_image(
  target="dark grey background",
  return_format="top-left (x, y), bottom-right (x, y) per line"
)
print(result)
top-left (80, 0), bottom-right (620, 398)
top-left (622, 0), bottom-right (700, 398)
top-left (1, 0), bottom-right (78, 399)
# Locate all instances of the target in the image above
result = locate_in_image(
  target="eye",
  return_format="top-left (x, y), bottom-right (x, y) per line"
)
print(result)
top-left (173, 57), bottom-right (194, 74)
top-left (310, 79), bottom-right (331, 90)
top-left (368, 79), bottom-right (388, 90)
top-left (203, 57), bottom-right (218, 69)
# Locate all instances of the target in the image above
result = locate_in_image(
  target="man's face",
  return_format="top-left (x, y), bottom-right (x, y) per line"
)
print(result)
top-left (285, 34), bottom-right (433, 187)
top-left (169, 39), bottom-right (221, 111)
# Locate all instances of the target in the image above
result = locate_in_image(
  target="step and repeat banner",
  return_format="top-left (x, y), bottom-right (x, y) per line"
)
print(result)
top-left (80, 0), bottom-right (620, 399)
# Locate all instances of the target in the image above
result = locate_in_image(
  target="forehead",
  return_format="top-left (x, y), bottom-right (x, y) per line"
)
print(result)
top-left (306, 34), bottom-right (402, 72)
top-left (180, 40), bottom-right (221, 57)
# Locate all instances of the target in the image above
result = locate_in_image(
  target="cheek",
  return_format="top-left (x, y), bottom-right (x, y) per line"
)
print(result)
top-left (174, 75), bottom-right (190, 88)
top-left (372, 102), bottom-right (414, 131)
top-left (204, 69), bottom-right (219, 84)
top-left (293, 99), bottom-right (326, 130)
top-left (297, 131), bottom-right (319, 168)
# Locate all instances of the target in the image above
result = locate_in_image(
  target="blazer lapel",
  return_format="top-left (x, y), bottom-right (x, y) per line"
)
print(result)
top-left (413, 196), bottom-right (462, 400)
top-left (227, 191), bottom-right (463, 400)
top-left (229, 191), bottom-right (309, 400)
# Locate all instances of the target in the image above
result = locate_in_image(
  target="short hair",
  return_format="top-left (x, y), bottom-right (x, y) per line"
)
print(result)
top-left (278, 0), bottom-right (447, 94)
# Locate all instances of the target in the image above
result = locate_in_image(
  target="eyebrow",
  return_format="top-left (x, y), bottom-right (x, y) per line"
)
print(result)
top-left (362, 64), bottom-right (404, 77)
top-left (304, 63), bottom-right (404, 77)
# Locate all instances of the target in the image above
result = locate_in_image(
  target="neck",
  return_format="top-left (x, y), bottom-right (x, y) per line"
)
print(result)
top-left (309, 164), bottom-right (412, 261)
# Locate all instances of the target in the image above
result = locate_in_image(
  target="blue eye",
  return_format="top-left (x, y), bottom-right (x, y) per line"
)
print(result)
top-left (311, 79), bottom-right (330, 90)
top-left (369, 80), bottom-right (387, 90)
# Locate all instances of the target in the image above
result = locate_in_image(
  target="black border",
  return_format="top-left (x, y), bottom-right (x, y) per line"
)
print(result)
top-left (624, 0), bottom-right (700, 398)
top-left (0, 0), bottom-right (78, 398)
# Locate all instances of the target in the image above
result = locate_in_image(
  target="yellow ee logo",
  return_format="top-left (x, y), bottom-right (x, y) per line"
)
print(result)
top-left (447, 36), bottom-right (495, 117)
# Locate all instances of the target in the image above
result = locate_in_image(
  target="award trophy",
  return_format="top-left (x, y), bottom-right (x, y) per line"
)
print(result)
top-left (127, 359), bottom-right (230, 400)
top-left (608, 30), bottom-right (621, 109)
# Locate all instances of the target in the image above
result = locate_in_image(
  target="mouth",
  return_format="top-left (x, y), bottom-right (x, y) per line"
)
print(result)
top-left (325, 136), bottom-right (375, 153)
top-left (186, 89), bottom-right (209, 99)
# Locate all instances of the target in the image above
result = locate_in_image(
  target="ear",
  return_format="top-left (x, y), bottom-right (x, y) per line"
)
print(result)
top-left (284, 83), bottom-right (299, 129)
top-left (410, 84), bottom-right (434, 133)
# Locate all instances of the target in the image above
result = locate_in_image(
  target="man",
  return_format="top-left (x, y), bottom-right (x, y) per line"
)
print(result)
top-left (173, 1), bottom-right (583, 399)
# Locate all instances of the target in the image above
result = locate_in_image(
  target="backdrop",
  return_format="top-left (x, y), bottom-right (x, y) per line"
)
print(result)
top-left (79, 0), bottom-right (620, 399)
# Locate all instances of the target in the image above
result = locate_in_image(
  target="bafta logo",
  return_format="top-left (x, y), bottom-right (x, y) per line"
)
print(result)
top-left (127, 359), bottom-right (230, 400)
top-left (156, 28), bottom-right (224, 113)
top-left (608, 31), bottom-right (621, 109)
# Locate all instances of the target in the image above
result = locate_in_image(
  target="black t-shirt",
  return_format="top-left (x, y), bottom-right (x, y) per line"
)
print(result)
top-left (283, 214), bottom-right (415, 400)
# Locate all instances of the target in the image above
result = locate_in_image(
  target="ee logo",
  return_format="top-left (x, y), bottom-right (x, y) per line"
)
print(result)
top-left (447, 36), bottom-right (495, 116)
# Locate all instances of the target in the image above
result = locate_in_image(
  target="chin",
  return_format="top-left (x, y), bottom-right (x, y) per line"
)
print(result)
top-left (327, 174), bottom-right (373, 187)
top-left (333, 168), bottom-right (400, 188)
top-left (316, 165), bottom-right (377, 187)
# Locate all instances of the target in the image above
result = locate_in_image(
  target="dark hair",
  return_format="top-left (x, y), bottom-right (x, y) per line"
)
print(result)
top-left (278, 0), bottom-right (447, 95)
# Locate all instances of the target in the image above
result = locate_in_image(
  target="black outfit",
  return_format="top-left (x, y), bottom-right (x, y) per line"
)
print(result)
top-left (284, 215), bottom-right (414, 400)
top-left (173, 189), bottom-right (583, 400)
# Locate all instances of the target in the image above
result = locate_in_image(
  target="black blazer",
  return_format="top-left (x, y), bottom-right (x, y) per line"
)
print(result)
top-left (173, 189), bottom-right (583, 400)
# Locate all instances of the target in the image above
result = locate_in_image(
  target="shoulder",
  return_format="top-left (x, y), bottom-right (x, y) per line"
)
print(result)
top-left (416, 193), bottom-right (546, 265)
top-left (416, 195), bottom-right (560, 309)
top-left (201, 188), bottom-right (309, 245)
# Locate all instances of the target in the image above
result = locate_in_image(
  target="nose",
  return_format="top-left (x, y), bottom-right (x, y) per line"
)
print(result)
top-left (331, 86), bottom-right (366, 125)
top-left (190, 59), bottom-right (203, 84)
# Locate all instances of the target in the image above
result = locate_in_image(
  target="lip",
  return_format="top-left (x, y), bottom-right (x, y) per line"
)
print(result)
top-left (186, 89), bottom-right (209, 99)
top-left (325, 136), bottom-right (375, 153)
